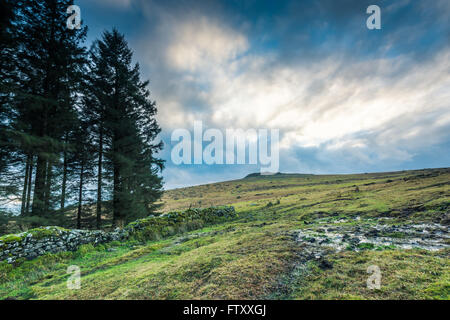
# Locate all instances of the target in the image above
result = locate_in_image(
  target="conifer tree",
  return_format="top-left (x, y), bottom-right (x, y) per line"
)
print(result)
top-left (85, 29), bottom-right (164, 227)
top-left (11, 0), bottom-right (87, 216)
top-left (0, 0), bottom-right (19, 186)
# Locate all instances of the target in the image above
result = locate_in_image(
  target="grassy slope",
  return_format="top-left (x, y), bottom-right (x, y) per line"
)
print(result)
top-left (1, 168), bottom-right (449, 300)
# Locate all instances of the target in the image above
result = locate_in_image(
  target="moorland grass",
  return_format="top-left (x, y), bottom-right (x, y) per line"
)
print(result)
top-left (1, 168), bottom-right (449, 299)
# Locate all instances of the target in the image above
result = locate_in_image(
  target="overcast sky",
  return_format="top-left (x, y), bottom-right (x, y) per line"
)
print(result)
top-left (77, 0), bottom-right (450, 189)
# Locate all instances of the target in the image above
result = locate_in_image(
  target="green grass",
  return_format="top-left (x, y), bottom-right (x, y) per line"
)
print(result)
top-left (289, 249), bottom-right (449, 300)
top-left (1, 168), bottom-right (449, 300)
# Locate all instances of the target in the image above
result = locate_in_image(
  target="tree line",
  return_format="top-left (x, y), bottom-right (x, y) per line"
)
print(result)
top-left (0, 0), bottom-right (164, 232)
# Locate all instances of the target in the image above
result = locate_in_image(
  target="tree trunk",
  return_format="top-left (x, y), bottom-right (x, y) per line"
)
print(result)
top-left (60, 134), bottom-right (68, 210)
top-left (77, 162), bottom-right (84, 229)
top-left (112, 161), bottom-right (120, 227)
top-left (32, 155), bottom-right (47, 216)
top-left (96, 126), bottom-right (103, 229)
top-left (25, 156), bottom-right (33, 214)
top-left (112, 120), bottom-right (123, 228)
top-left (20, 154), bottom-right (31, 215)
top-left (44, 159), bottom-right (53, 213)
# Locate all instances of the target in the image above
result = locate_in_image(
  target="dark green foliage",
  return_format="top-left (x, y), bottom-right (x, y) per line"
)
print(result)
top-left (1, 0), bottom-right (88, 217)
top-left (84, 29), bottom-right (164, 226)
top-left (356, 242), bottom-right (376, 250)
top-left (0, 3), bottom-right (164, 231)
top-left (0, 0), bottom-right (21, 201)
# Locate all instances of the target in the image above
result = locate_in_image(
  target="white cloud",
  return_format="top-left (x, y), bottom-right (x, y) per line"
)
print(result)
top-left (165, 17), bottom-right (248, 72)
top-left (202, 49), bottom-right (450, 160)
top-left (134, 5), bottom-right (450, 172)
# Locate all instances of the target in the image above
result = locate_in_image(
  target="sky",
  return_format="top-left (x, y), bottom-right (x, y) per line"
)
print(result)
top-left (77, 0), bottom-right (450, 189)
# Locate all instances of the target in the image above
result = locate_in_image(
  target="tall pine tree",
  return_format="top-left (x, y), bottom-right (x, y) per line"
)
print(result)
top-left (0, 0), bottom-right (20, 202)
top-left (11, 0), bottom-right (87, 217)
top-left (85, 29), bottom-right (163, 227)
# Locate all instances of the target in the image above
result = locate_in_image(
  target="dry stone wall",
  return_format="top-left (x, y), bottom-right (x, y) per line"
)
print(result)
top-left (0, 206), bottom-right (237, 264)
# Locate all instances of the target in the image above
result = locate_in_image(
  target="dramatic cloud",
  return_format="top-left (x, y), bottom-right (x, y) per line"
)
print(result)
top-left (165, 17), bottom-right (248, 72)
top-left (78, 0), bottom-right (450, 188)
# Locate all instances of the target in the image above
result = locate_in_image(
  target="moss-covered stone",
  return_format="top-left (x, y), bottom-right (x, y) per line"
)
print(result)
top-left (0, 234), bottom-right (25, 244)
top-left (125, 206), bottom-right (237, 242)
top-left (27, 226), bottom-right (68, 240)
top-left (0, 207), bottom-right (236, 264)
